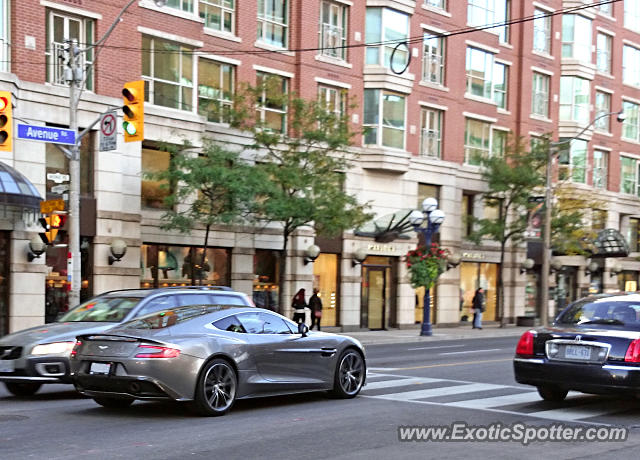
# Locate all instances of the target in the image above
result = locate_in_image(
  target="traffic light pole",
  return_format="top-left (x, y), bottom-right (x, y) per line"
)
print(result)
top-left (68, 43), bottom-right (81, 308)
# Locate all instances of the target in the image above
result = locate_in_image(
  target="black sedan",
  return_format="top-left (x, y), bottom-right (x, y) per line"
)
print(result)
top-left (514, 293), bottom-right (640, 401)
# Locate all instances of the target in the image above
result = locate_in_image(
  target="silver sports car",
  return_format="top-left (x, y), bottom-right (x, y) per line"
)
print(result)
top-left (71, 305), bottom-right (366, 416)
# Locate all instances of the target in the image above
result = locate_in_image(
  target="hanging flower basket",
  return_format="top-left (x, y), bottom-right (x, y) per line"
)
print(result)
top-left (405, 243), bottom-right (450, 289)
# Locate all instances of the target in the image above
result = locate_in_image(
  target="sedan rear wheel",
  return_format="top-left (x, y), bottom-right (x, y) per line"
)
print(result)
top-left (537, 385), bottom-right (568, 401)
top-left (5, 382), bottom-right (42, 397)
top-left (331, 349), bottom-right (365, 398)
top-left (93, 397), bottom-right (135, 409)
top-left (192, 359), bottom-right (237, 416)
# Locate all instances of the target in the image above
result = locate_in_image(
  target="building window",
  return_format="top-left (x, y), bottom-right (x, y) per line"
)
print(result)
top-left (420, 107), bottom-right (443, 158)
top-left (422, 33), bottom-right (445, 85)
top-left (200, 0), bottom-right (235, 33)
top-left (464, 118), bottom-right (491, 165)
top-left (467, 0), bottom-right (509, 43)
top-left (594, 91), bottom-right (611, 133)
top-left (363, 89), bottom-right (406, 149)
top-left (426, 0), bottom-right (446, 10)
top-left (596, 33), bottom-right (612, 74)
top-left (621, 156), bottom-right (640, 196)
top-left (462, 193), bottom-right (474, 238)
top-left (531, 72), bottom-right (550, 118)
top-left (141, 146), bottom-right (173, 209)
top-left (318, 85), bottom-right (346, 118)
top-left (592, 209), bottom-right (607, 231)
top-left (493, 62), bottom-right (508, 109)
top-left (46, 11), bottom-right (94, 90)
top-left (198, 59), bottom-right (233, 123)
top-left (257, 0), bottom-right (288, 48)
top-left (466, 47), bottom-right (494, 100)
top-left (257, 72), bottom-right (288, 133)
top-left (562, 15), bottom-right (592, 63)
top-left (625, 0), bottom-right (640, 33)
top-left (623, 45), bottom-right (640, 87)
top-left (0, 0), bottom-right (8, 73)
top-left (622, 100), bottom-right (640, 142)
top-left (492, 129), bottom-right (507, 157)
top-left (559, 76), bottom-right (590, 124)
top-left (533, 8), bottom-right (551, 54)
top-left (166, 0), bottom-right (194, 13)
top-left (558, 139), bottom-right (587, 184)
top-left (629, 218), bottom-right (640, 252)
top-left (142, 36), bottom-right (193, 111)
top-left (365, 8), bottom-right (409, 71)
top-left (319, 1), bottom-right (348, 60)
top-left (598, 2), bottom-right (612, 16)
top-left (592, 150), bottom-right (608, 190)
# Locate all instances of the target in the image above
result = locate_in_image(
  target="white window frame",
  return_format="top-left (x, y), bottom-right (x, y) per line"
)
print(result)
top-left (166, 0), bottom-right (194, 14)
top-left (142, 36), bottom-right (194, 111)
top-left (365, 8), bottom-right (409, 71)
top-left (197, 58), bottom-right (234, 123)
top-left (596, 32), bottom-right (612, 74)
top-left (493, 62), bottom-right (508, 110)
top-left (318, 84), bottom-right (346, 118)
top-left (464, 117), bottom-right (491, 165)
top-left (558, 139), bottom-right (587, 184)
top-left (625, 0), bottom-right (640, 33)
top-left (425, 0), bottom-right (446, 10)
top-left (420, 107), bottom-right (443, 158)
top-left (533, 8), bottom-right (551, 54)
top-left (200, 0), bottom-right (235, 34)
top-left (467, 0), bottom-right (509, 43)
top-left (531, 72), bottom-right (550, 117)
top-left (46, 10), bottom-right (94, 90)
top-left (363, 89), bottom-right (406, 150)
top-left (623, 45), bottom-right (640, 87)
top-left (256, 71), bottom-right (289, 133)
top-left (592, 149), bottom-right (608, 190)
top-left (257, 0), bottom-right (289, 49)
top-left (622, 100), bottom-right (640, 142)
top-left (319, 1), bottom-right (348, 61)
top-left (562, 14), bottom-right (592, 63)
top-left (559, 76), bottom-right (590, 124)
top-left (621, 156), bottom-right (640, 196)
top-left (594, 91), bottom-right (611, 133)
top-left (466, 46), bottom-right (495, 100)
top-left (422, 33), bottom-right (445, 85)
top-left (0, 0), bottom-right (8, 73)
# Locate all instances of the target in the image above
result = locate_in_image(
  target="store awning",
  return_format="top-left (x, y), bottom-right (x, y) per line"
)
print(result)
top-left (0, 161), bottom-right (43, 219)
top-left (354, 209), bottom-right (415, 243)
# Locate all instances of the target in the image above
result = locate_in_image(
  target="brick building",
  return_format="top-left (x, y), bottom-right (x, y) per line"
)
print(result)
top-left (1, 0), bottom-right (640, 335)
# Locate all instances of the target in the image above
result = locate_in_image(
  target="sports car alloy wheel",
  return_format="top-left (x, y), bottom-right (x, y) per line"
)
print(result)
top-left (193, 359), bottom-right (237, 416)
top-left (332, 349), bottom-right (365, 398)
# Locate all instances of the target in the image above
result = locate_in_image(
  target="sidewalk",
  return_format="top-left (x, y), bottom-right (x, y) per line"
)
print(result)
top-left (325, 323), bottom-right (531, 346)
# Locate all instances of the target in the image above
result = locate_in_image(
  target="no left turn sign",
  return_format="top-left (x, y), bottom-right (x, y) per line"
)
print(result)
top-left (99, 111), bottom-right (117, 151)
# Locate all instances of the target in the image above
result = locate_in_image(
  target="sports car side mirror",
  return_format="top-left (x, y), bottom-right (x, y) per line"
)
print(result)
top-left (298, 323), bottom-right (309, 337)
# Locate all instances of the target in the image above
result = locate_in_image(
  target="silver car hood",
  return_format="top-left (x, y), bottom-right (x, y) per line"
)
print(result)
top-left (0, 322), bottom-right (120, 347)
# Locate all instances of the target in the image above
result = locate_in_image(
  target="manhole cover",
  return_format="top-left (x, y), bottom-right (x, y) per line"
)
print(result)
top-left (0, 415), bottom-right (29, 422)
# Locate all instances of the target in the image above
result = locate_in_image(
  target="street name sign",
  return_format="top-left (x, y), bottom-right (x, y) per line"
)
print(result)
top-left (99, 111), bottom-right (117, 151)
top-left (51, 184), bottom-right (70, 194)
top-left (40, 198), bottom-right (65, 214)
top-left (47, 172), bottom-right (70, 183)
top-left (17, 124), bottom-right (76, 146)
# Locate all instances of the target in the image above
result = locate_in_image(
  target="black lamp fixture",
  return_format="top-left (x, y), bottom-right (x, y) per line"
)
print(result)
top-left (520, 258), bottom-right (535, 274)
top-left (352, 247), bottom-right (368, 267)
top-left (108, 239), bottom-right (127, 265)
top-left (303, 244), bottom-right (320, 265)
top-left (27, 235), bottom-right (47, 262)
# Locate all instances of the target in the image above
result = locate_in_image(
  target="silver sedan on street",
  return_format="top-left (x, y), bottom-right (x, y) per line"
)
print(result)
top-left (71, 305), bottom-right (366, 416)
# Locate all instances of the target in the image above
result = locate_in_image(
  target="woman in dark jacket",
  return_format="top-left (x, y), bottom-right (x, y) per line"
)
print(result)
top-left (291, 288), bottom-right (307, 324)
top-left (472, 287), bottom-right (485, 329)
top-left (309, 288), bottom-right (323, 330)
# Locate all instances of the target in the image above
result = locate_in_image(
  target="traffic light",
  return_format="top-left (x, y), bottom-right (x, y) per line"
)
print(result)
top-left (122, 80), bottom-right (144, 142)
top-left (38, 213), bottom-right (67, 245)
top-left (0, 90), bottom-right (12, 152)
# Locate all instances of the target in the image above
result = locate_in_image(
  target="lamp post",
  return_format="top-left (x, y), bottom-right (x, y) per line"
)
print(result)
top-left (539, 110), bottom-right (626, 327)
top-left (409, 197), bottom-right (445, 336)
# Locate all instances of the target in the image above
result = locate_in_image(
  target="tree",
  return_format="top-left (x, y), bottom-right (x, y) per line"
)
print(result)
top-left (146, 140), bottom-right (268, 285)
top-left (468, 135), bottom-right (547, 326)
top-left (230, 76), bottom-right (371, 312)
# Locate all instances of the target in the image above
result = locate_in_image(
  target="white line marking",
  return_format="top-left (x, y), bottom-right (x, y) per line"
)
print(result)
top-left (373, 383), bottom-right (506, 402)
top-left (407, 345), bottom-right (464, 351)
top-left (439, 348), bottom-right (502, 355)
top-left (364, 377), bottom-right (443, 391)
top-left (526, 399), bottom-right (624, 422)
top-left (448, 391), bottom-right (541, 409)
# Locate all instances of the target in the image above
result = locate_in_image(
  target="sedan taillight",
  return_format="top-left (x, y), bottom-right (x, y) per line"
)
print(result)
top-left (515, 331), bottom-right (536, 357)
top-left (135, 345), bottom-right (180, 358)
top-left (624, 339), bottom-right (640, 363)
top-left (70, 341), bottom-right (82, 359)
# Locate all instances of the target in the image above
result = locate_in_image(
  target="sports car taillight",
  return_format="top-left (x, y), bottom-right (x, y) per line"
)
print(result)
top-left (135, 345), bottom-right (180, 358)
top-left (624, 339), bottom-right (640, 363)
top-left (515, 331), bottom-right (536, 357)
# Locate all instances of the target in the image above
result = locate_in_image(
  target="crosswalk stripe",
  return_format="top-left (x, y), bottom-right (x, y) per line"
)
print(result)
top-left (526, 402), bottom-right (621, 422)
top-left (372, 382), bottom-right (506, 402)
top-left (447, 391), bottom-right (541, 409)
top-left (364, 377), bottom-right (443, 390)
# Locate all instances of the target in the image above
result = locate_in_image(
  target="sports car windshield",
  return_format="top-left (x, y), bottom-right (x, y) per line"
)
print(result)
top-left (122, 305), bottom-right (234, 329)
top-left (57, 296), bottom-right (142, 322)
top-left (556, 300), bottom-right (640, 329)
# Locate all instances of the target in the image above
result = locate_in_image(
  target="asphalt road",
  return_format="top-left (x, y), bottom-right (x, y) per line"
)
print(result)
top-left (2, 336), bottom-right (640, 460)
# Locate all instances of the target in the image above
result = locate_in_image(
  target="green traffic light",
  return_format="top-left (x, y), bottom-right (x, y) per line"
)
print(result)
top-left (123, 121), bottom-right (137, 135)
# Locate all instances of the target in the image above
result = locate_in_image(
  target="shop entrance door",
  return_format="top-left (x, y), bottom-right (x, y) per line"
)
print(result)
top-left (363, 267), bottom-right (386, 330)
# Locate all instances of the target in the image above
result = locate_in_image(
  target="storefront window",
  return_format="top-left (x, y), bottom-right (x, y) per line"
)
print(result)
top-left (140, 244), bottom-right (230, 288)
top-left (619, 270), bottom-right (639, 292)
top-left (460, 262), bottom-right (498, 322)
top-left (313, 253), bottom-right (339, 327)
top-left (253, 249), bottom-right (280, 311)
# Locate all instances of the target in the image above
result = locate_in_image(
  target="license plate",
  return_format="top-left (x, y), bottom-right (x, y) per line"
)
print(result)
top-left (89, 362), bottom-right (111, 375)
top-left (565, 345), bottom-right (591, 360)
top-left (0, 360), bottom-right (14, 373)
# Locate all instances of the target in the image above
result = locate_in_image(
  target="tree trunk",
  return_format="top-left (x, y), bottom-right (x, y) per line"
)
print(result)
top-left (201, 223), bottom-right (211, 286)
top-left (277, 227), bottom-right (290, 315)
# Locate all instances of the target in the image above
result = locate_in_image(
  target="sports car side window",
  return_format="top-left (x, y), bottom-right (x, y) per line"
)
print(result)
top-left (258, 313), bottom-right (293, 334)
top-left (213, 315), bottom-right (246, 333)
top-left (135, 296), bottom-right (177, 317)
top-left (237, 312), bottom-right (266, 334)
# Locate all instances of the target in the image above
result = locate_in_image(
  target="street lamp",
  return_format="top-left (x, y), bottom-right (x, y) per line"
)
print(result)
top-left (539, 110), bottom-right (626, 326)
top-left (64, 0), bottom-right (167, 307)
top-left (410, 197), bottom-right (445, 336)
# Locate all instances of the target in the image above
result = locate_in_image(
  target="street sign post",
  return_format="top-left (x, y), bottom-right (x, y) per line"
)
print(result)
top-left (17, 124), bottom-right (76, 145)
top-left (99, 111), bottom-right (117, 151)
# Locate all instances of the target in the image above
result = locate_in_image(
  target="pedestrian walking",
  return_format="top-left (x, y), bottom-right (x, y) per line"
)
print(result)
top-left (291, 288), bottom-right (307, 324)
top-left (472, 287), bottom-right (485, 329)
top-left (309, 288), bottom-right (323, 331)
